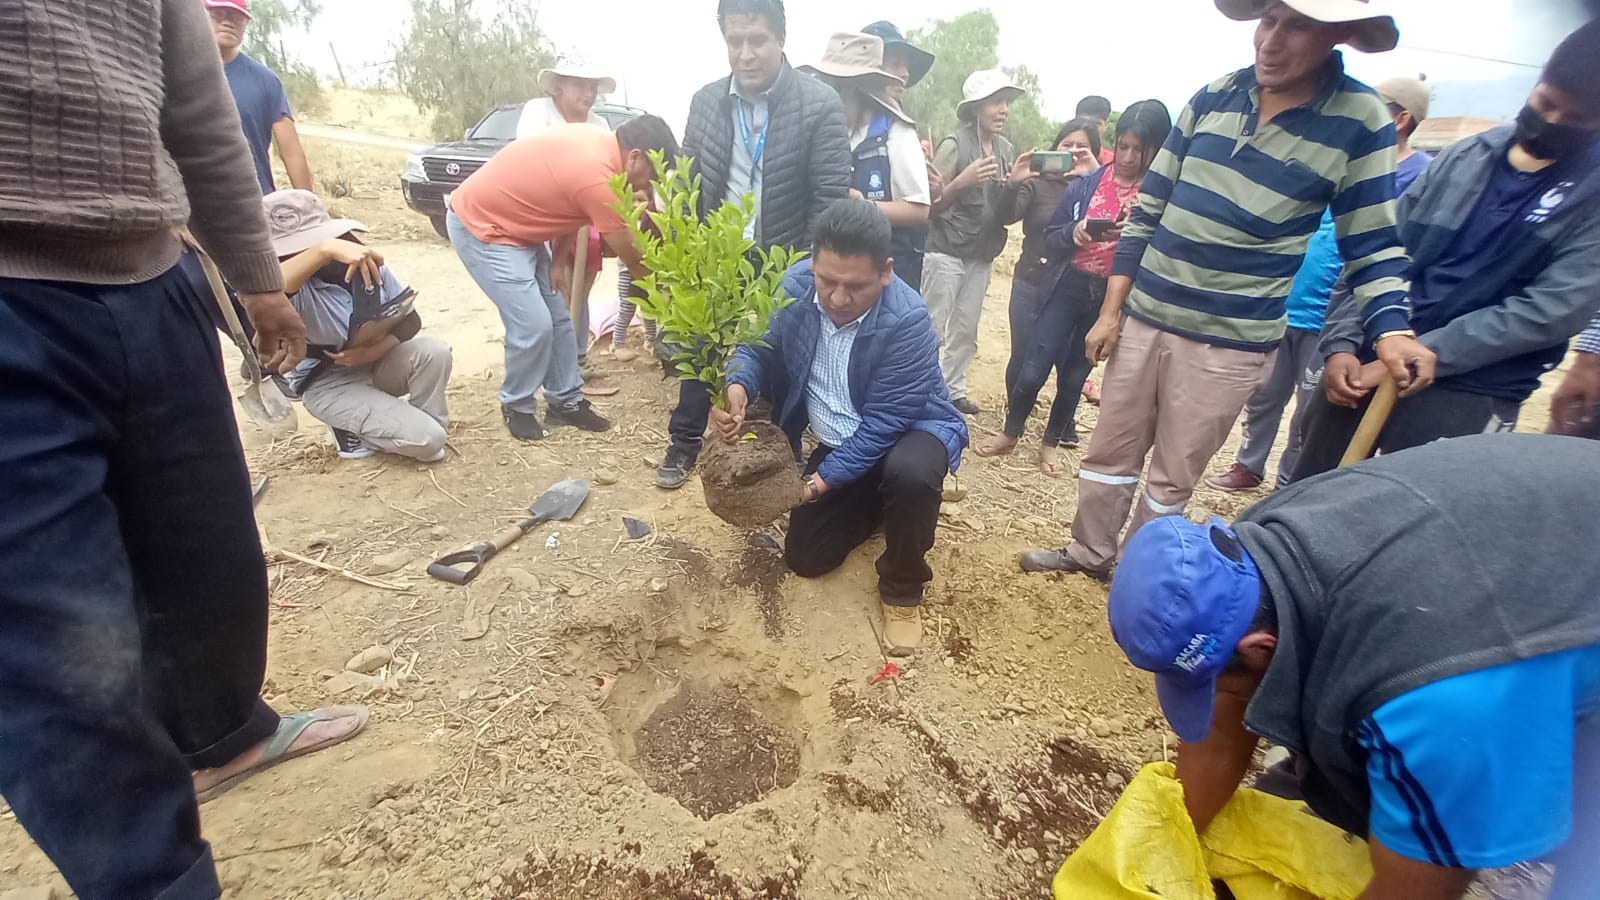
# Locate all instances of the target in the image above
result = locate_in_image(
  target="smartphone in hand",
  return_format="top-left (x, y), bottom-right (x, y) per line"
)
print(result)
top-left (1085, 218), bottom-right (1118, 241)
top-left (1030, 151), bottom-right (1075, 174)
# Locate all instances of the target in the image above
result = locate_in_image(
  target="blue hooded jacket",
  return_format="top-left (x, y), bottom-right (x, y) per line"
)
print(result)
top-left (727, 260), bottom-right (969, 487)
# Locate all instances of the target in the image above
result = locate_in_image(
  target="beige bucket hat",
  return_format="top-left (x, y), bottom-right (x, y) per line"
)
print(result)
top-left (263, 189), bottom-right (367, 258)
top-left (538, 63), bottom-right (617, 97)
top-left (1214, 0), bottom-right (1399, 53)
top-left (956, 69), bottom-right (1024, 120)
top-left (799, 33), bottom-right (905, 85)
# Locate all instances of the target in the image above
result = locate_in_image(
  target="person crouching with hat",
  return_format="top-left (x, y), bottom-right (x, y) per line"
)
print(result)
top-left (801, 33), bottom-right (932, 292)
top-left (924, 69), bottom-right (1034, 415)
top-left (265, 189), bottom-right (453, 462)
top-left (518, 61), bottom-right (616, 136)
top-left (1106, 434), bottom-right (1600, 900)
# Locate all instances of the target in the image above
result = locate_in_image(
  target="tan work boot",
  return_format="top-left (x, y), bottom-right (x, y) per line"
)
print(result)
top-left (880, 602), bottom-right (922, 658)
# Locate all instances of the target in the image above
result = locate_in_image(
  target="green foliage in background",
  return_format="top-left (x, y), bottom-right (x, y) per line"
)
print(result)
top-left (609, 153), bottom-right (803, 407)
top-left (394, 0), bottom-right (556, 141)
top-left (242, 0), bottom-right (327, 118)
top-left (901, 11), bottom-right (1055, 153)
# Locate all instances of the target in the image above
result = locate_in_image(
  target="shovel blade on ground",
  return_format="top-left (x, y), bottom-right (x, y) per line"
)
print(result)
top-left (530, 479), bottom-right (590, 522)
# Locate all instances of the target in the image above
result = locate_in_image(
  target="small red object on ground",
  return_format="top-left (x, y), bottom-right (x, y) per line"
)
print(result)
top-left (869, 663), bottom-right (902, 686)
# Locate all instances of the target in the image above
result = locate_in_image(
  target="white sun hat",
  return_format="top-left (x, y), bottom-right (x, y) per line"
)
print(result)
top-left (956, 69), bottom-right (1024, 120)
top-left (1214, 0), bottom-right (1399, 53)
top-left (538, 63), bottom-right (617, 96)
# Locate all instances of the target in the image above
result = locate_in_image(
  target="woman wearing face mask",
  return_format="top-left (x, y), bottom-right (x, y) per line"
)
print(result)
top-left (924, 70), bottom-right (1034, 416)
top-left (972, 118), bottom-right (1100, 463)
top-left (976, 100), bottom-right (1172, 476)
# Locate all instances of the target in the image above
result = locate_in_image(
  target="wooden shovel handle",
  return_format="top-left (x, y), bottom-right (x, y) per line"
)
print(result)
top-left (1340, 377), bottom-right (1398, 467)
top-left (426, 517), bottom-right (540, 585)
top-left (489, 518), bottom-right (535, 552)
top-left (569, 226), bottom-right (592, 327)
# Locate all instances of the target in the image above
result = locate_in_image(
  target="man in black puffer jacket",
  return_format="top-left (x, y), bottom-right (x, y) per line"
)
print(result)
top-left (654, 0), bottom-right (852, 490)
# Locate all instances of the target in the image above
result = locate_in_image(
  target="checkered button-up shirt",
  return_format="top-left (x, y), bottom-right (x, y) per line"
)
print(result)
top-left (806, 300), bottom-right (866, 448)
top-left (1578, 312), bottom-right (1600, 356)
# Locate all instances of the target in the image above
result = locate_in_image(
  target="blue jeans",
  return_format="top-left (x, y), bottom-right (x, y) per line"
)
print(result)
top-left (0, 266), bottom-right (280, 900)
top-left (1234, 326), bottom-right (1320, 483)
top-left (446, 211), bottom-right (582, 414)
top-left (1003, 269), bottom-right (1101, 444)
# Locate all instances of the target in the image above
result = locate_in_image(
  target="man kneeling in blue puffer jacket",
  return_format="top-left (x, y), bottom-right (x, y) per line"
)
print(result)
top-left (711, 199), bottom-right (969, 657)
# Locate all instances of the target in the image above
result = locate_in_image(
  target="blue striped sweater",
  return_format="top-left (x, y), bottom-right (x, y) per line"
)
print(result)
top-left (1112, 53), bottom-right (1412, 351)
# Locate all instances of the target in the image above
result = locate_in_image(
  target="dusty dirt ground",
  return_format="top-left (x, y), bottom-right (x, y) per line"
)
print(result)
top-left (0, 90), bottom-right (1571, 899)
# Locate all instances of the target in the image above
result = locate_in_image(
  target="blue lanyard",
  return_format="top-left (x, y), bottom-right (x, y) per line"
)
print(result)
top-left (737, 98), bottom-right (769, 189)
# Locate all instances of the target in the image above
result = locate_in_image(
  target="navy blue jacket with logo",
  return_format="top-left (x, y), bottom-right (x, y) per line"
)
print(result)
top-left (1322, 127), bottom-right (1600, 401)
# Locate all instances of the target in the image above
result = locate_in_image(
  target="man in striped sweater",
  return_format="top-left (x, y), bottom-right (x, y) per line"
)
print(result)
top-left (1022, 0), bottom-right (1436, 579)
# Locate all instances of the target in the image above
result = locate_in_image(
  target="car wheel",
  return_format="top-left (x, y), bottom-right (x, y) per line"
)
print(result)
top-left (430, 215), bottom-right (450, 241)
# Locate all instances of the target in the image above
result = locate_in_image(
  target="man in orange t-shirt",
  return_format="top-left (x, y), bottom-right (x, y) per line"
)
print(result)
top-left (446, 115), bottom-right (677, 440)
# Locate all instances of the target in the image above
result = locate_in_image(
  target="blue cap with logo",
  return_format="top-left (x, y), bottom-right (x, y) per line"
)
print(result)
top-left (1108, 516), bottom-right (1264, 743)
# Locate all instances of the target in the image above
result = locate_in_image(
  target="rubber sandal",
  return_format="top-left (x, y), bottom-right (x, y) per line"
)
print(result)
top-left (196, 704), bottom-right (370, 805)
top-left (581, 383), bottom-right (621, 397)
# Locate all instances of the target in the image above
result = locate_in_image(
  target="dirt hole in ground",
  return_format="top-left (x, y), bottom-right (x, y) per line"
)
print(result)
top-left (605, 646), bottom-right (810, 820)
top-left (633, 682), bottom-right (801, 818)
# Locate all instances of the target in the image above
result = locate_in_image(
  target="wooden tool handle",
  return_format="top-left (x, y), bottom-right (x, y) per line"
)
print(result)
top-left (570, 226), bottom-right (592, 327)
top-left (1339, 377), bottom-right (1398, 467)
top-left (489, 519), bottom-right (534, 552)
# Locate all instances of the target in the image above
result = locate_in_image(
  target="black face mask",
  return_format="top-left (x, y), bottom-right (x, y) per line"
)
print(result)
top-left (1514, 104), bottom-right (1595, 161)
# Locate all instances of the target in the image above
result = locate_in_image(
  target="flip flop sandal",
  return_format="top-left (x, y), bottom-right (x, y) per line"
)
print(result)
top-left (196, 704), bottom-right (370, 805)
top-left (581, 383), bottom-right (621, 397)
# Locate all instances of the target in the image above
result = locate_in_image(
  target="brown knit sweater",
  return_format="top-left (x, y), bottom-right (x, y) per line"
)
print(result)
top-left (0, 0), bottom-right (283, 293)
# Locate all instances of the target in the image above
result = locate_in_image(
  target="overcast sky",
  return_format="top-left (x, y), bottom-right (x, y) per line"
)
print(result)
top-left (291, 0), bottom-right (1590, 137)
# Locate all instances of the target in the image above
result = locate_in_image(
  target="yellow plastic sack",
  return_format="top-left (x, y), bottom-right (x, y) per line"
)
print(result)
top-left (1052, 763), bottom-right (1372, 900)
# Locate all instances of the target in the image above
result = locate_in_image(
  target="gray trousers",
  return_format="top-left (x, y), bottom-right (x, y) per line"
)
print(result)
top-left (922, 251), bottom-right (993, 401)
top-left (1068, 318), bottom-right (1274, 568)
top-left (302, 336), bottom-right (452, 460)
top-left (1234, 326), bottom-right (1321, 483)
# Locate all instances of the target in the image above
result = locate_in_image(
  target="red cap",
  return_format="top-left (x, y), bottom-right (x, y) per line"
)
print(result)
top-left (203, 0), bottom-right (252, 18)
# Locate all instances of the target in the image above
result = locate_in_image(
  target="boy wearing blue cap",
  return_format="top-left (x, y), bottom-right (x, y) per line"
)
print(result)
top-left (1107, 433), bottom-right (1600, 900)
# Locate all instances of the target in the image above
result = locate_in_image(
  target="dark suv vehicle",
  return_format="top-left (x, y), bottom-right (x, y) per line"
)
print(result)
top-left (401, 101), bottom-right (646, 238)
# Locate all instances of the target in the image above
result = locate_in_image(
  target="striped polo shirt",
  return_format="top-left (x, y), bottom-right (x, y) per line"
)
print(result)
top-left (1112, 53), bottom-right (1412, 351)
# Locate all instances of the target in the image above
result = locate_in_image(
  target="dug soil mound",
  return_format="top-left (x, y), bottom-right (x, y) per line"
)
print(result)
top-left (698, 421), bottom-right (802, 528)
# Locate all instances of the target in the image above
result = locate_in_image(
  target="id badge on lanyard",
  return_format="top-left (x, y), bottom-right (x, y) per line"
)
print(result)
top-left (738, 99), bottom-right (769, 190)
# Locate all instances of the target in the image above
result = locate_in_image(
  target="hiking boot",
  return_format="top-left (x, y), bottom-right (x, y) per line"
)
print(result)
top-left (1206, 463), bottom-right (1263, 493)
top-left (502, 406), bottom-right (546, 442)
top-left (654, 446), bottom-right (696, 490)
top-left (880, 602), bottom-right (922, 658)
top-left (953, 397), bottom-right (981, 415)
top-left (546, 399), bottom-right (612, 433)
top-left (331, 428), bottom-right (375, 460)
top-left (1019, 548), bottom-right (1112, 582)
